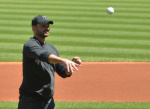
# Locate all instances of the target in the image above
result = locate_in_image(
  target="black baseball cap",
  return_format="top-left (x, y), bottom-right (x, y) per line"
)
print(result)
top-left (32, 15), bottom-right (53, 26)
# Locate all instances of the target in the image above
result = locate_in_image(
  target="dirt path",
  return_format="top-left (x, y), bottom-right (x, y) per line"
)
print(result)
top-left (0, 62), bottom-right (150, 102)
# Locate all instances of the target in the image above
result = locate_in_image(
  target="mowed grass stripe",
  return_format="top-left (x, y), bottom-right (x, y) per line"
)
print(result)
top-left (0, 5), bottom-right (150, 16)
top-left (0, 2), bottom-right (149, 22)
top-left (1, 4), bottom-right (150, 13)
top-left (0, 30), bottom-right (32, 35)
top-left (1, 42), bottom-right (149, 56)
top-left (1, 20), bottom-right (150, 32)
top-left (0, 22), bottom-right (150, 34)
top-left (1, 0), bottom-right (149, 8)
top-left (0, 34), bottom-right (30, 39)
top-left (0, 38), bottom-right (150, 50)
top-left (1, 32), bottom-right (150, 43)
top-left (0, 43), bottom-right (23, 49)
top-left (0, 53), bottom-right (22, 62)
top-left (55, 45), bottom-right (150, 55)
top-left (1, 34), bottom-right (150, 49)
top-left (1, 42), bottom-right (150, 55)
top-left (0, 28), bottom-right (149, 41)
top-left (0, 8), bottom-right (149, 26)
top-left (1, 46), bottom-right (149, 62)
top-left (1, 0), bottom-right (150, 8)
top-left (1, 33), bottom-right (150, 45)
top-left (48, 36), bottom-right (150, 46)
top-left (59, 51), bottom-right (150, 62)
top-left (52, 28), bottom-right (150, 37)
top-left (53, 32), bottom-right (150, 41)
top-left (1, 14), bottom-right (150, 26)
top-left (1, 31), bottom-right (149, 46)
top-left (0, 0), bottom-right (149, 18)
top-left (51, 41), bottom-right (150, 50)
top-left (53, 23), bottom-right (150, 33)
top-left (1, 16), bottom-right (148, 32)
top-left (0, 8), bottom-right (150, 20)
top-left (0, 18), bottom-right (149, 37)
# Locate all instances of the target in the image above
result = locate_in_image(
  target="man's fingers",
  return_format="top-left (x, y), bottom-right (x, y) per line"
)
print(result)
top-left (69, 63), bottom-right (78, 72)
top-left (70, 64), bottom-right (74, 73)
top-left (73, 64), bottom-right (78, 71)
top-left (72, 57), bottom-right (82, 65)
top-left (74, 63), bottom-right (81, 67)
top-left (65, 63), bottom-right (74, 73)
top-left (67, 63), bottom-right (79, 73)
top-left (66, 63), bottom-right (70, 73)
top-left (64, 59), bottom-right (81, 74)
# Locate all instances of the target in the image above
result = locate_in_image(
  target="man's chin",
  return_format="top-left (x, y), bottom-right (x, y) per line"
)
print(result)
top-left (44, 34), bottom-right (49, 37)
top-left (39, 35), bottom-right (48, 39)
top-left (44, 33), bottom-right (49, 37)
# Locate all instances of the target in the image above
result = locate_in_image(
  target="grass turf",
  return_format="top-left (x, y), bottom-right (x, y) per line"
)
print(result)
top-left (1, 101), bottom-right (150, 109)
top-left (0, 0), bottom-right (150, 62)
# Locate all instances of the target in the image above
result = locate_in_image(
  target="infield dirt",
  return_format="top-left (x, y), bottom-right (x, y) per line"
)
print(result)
top-left (0, 62), bottom-right (150, 102)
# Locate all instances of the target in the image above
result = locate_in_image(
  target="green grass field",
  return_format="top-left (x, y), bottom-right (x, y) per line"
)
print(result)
top-left (1, 101), bottom-right (150, 109)
top-left (0, 0), bottom-right (150, 62)
top-left (0, 0), bottom-right (150, 108)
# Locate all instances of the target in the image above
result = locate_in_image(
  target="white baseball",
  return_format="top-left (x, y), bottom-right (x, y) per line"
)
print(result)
top-left (107, 7), bottom-right (114, 14)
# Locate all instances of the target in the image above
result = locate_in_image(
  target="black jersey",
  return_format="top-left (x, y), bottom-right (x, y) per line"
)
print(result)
top-left (19, 37), bottom-right (69, 99)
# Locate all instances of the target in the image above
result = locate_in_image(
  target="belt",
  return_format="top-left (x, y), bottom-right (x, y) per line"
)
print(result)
top-left (20, 91), bottom-right (43, 100)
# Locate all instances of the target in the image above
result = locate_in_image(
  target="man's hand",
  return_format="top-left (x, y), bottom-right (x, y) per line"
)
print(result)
top-left (63, 59), bottom-right (81, 75)
top-left (64, 57), bottom-right (82, 76)
top-left (72, 57), bottom-right (82, 65)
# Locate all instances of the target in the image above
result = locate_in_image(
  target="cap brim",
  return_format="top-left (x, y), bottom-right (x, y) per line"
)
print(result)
top-left (39, 19), bottom-right (53, 25)
top-left (48, 20), bottom-right (53, 24)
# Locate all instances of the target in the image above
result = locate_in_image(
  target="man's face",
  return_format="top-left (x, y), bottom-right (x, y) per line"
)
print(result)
top-left (33, 23), bottom-right (50, 38)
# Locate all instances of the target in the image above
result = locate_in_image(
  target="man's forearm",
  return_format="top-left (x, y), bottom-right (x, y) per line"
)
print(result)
top-left (48, 54), bottom-right (65, 64)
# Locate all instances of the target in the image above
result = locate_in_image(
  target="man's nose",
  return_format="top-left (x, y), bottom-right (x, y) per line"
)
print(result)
top-left (46, 27), bottom-right (49, 30)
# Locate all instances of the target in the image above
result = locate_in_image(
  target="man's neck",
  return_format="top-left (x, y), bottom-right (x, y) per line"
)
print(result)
top-left (34, 35), bottom-right (45, 43)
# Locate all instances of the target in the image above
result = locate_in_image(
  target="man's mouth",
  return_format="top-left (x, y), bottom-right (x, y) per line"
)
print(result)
top-left (44, 31), bottom-right (49, 34)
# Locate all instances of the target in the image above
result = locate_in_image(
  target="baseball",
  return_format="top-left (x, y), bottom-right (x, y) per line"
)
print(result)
top-left (107, 7), bottom-right (114, 14)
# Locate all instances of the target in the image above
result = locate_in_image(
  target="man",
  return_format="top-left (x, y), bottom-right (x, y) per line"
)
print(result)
top-left (18, 15), bottom-right (81, 109)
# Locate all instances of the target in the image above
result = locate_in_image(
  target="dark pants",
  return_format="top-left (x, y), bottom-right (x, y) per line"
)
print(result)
top-left (18, 95), bottom-right (56, 109)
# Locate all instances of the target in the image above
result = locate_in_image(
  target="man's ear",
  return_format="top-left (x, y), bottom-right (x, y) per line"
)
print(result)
top-left (32, 25), bottom-right (36, 31)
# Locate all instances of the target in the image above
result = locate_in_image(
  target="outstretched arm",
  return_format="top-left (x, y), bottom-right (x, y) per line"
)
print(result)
top-left (48, 54), bottom-right (81, 75)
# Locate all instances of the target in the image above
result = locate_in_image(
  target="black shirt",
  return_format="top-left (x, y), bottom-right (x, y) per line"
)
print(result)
top-left (19, 37), bottom-right (70, 99)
